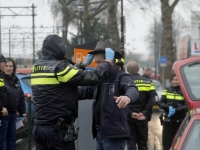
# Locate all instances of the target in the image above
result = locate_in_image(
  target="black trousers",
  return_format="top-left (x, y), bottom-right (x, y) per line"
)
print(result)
top-left (162, 120), bottom-right (181, 150)
top-left (127, 118), bottom-right (148, 150)
top-left (33, 125), bottom-right (75, 150)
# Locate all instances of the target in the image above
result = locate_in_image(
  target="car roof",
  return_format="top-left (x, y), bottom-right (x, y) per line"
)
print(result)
top-left (173, 55), bottom-right (200, 110)
top-left (16, 73), bottom-right (31, 78)
top-left (16, 68), bottom-right (32, 74)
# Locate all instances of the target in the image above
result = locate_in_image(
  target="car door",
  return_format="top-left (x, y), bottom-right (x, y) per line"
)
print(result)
top-left (170, 56), bottom-right (200, 150)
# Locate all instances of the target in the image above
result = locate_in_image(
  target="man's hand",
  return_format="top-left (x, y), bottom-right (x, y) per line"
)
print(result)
top-left (131, 112), bottom-right (139, 119)
top-left (1, 107), bottom-right (8, 117)
top-left (84, 54), bottom-right (94, 66)
top-left (138, 113), bottom-right (146, 120)
top-left (114, 96), bottom-right (131, 108)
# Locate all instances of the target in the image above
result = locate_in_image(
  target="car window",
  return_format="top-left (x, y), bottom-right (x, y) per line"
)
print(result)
top-left (181, 61), bottom-right (200, 100)
top-left (182, 120), bottom-right (200, 150)
top-left (171, 112), bottom-right (190, 150)
top-left (21, 78), bottom-right (31, 88)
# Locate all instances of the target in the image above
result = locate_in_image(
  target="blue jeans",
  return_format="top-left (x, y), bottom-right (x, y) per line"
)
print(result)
top-left (95, 126), bottom-right (126, 150)
top-left (0, 112), bottom-right (17, 150)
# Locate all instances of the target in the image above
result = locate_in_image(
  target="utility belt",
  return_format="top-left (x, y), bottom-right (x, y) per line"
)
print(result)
top-left (54, 117), bottom-right (79, 142)
top-left (163, 118), bottom-right (183, 123)
top-left (159, 113), bottom-right (183, 125)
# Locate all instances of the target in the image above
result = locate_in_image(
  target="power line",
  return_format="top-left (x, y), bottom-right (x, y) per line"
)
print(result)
top-left (0, 4), bottom-right (36, 63)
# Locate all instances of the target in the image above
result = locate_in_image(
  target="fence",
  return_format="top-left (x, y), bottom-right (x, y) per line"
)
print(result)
top-left (16, 96), bottom-right (34, 150)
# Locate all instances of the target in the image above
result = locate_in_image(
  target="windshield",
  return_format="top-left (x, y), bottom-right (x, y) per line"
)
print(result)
top-left (181, 61), bottom-right (200, 100)
top-left (21, 78), bottom-right (31, 88)
top-left (182, 120), bottom-right (200, 150)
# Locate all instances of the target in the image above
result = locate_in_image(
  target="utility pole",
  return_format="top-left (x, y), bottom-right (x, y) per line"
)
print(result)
top-left (121, 0), bottom-right (124, 58)
top-left (0, 1), bottom-right (2, 53)
top-left (0, 4), bottom-right (37, 64)
top-left (9, 29), bottom-right (11, 57)
top-left (154, 18), bottom-right (157, 80)
top-left (32, 4), bottom-right (36, 64)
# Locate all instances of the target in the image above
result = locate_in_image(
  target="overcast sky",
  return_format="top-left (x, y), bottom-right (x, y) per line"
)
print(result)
top-left (1, 0), bottom-right (199, 59)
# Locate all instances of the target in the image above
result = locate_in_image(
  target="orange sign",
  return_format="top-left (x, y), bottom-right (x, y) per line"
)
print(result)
top-left (74, 48), bottom-right (95, 68)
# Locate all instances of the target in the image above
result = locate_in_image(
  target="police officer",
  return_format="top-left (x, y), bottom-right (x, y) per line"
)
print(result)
top-left (31, 34), bottom-right (118, 150)
top-left (126, 61), bottom-right (155, 150)
top-left (0, 54), bottom-right (8, 118)
top-left (142, 67), bottom-right (158, 118)
top-left (159, 73), bottom-right (188, 150)
top-left (115, 58), bottom-right (125, 71)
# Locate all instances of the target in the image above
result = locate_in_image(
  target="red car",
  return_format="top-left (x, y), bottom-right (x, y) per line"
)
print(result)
top-left (170, 56), bottom-right (200, 150)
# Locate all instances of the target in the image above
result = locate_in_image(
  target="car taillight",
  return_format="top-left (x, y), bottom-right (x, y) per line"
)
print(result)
top-left (24, 93), bottom-right (32, 98)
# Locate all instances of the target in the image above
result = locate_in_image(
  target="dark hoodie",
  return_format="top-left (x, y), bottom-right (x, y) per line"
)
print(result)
top-left (42, 34), bottom-right (69, 61)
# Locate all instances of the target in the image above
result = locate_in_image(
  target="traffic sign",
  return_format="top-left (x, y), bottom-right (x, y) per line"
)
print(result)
top-left (160, 56), bottom-right (167, 63)
top-left (160, 63), bottom-right (167, 67)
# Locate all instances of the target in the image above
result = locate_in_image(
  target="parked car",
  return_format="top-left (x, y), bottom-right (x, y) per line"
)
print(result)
top-left (170, 56), bottom-right (200, 150)
top-left (152, 79), bottom-right (164, 110)
top-left (16, 73), bottom-right (34, 146)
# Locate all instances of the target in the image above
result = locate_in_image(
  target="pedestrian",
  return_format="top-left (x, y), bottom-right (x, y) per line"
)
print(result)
top-left (0, 58), bottom-right (26, 150)
top-left (0, 54), bottom-right (8, 118)
top-left (159, 73), bottom-right (188, 150)
top-left (142, 67), bottom-right (158, 116)
top-left (126, 61), bottom-right (155, 150)
top-left (31, 35), bottom-right (118, 150)
top-left (142, 68), bottom-right (153, 79)
top-left (78, 41), bottom-right (139, 150)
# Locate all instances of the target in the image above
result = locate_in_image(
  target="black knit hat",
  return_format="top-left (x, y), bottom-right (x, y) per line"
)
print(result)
top-left (0, 54), bottom-right (5, 62)
top-left (88, 41), bottom-right (122, 59)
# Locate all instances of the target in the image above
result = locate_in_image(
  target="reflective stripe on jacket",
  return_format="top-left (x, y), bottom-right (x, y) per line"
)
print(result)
top-left (159, 86), bottom-right (188, 119)
top-left (129, 73), bottom-right (155, 118)
top-left (31, 60), bottom-right (111, 126)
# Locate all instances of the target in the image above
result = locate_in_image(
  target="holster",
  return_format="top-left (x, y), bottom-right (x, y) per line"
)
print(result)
top-left (54, 117), bottom-right (79, 142)
top-left (64, 123), bottom-right (79, 142)
top-left (159, 113), bottom-right (164, 125)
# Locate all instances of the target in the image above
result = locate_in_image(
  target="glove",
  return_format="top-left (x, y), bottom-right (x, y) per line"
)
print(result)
top-left (105, 48), bottom-right (115, 61)
top-left (75, 62), bottom-right (85, 70)
top-left (168, 106), bottom-right (176, 117)
top-left (18, 117), bottom-right (24, 121)
top-left (84, 54), bottom-right (94, 66)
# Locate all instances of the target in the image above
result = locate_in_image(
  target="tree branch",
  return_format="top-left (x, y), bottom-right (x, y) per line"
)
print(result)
top-left (58, 0), bottom-right (80, 19)
top-left (171, 0), bottom-right (180, 10)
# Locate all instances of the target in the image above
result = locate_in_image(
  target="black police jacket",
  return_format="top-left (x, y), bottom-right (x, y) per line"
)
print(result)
top-left (0, 70), bottom-right (6, 114)
top-left (3, 74), bottom-right (26, 116)
top-left (31, 34), bottom-right (112, 126)
top-left (159, 86), bottom-right (188, 119)
top-left (128, 73), bottom-right (155, 119)
top-left (31, 60), bottom-right (111, 126)
top-left (78, 66), bottom-right (139, 139)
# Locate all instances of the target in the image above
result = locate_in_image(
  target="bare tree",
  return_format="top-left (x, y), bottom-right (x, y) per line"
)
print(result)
top-left (107, 0), bottom-right (120, 51)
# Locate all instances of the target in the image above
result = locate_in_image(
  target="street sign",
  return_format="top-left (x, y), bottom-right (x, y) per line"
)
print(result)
top-left (160, 56), bottom-right (167, 67)
top-left (160, 63), bottom-right (167, 67)
top-left (160, 56), bottom-right (167, 63)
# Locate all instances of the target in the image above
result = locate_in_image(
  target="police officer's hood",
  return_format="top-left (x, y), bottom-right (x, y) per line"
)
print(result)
top-left (42, 34), bottom-right (70, 61)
